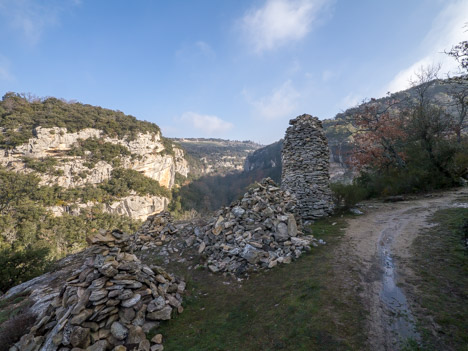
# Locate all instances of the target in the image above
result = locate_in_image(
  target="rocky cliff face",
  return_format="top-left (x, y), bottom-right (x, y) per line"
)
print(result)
top-left (172, 138), bottom-right (262, 176)
top-left (244, 140), bottom-right (283, 173)
top-left (0, 127), bottom-right (189, 220)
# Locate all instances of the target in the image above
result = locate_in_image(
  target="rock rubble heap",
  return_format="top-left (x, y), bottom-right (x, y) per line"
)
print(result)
top-left (281, 114), bottom-right (334, 219)
top-left (132, 212), bottom-right (179, 251)
top-left (11, 229), bottom-right (185, 351)
top-left (192, 178), bottom-right (320, 275)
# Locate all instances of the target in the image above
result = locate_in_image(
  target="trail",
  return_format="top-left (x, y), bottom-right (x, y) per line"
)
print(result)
top-left (335, 187), bottom-right (468, 351)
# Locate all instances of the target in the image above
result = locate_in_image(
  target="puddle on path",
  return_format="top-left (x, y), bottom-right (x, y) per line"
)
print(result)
top-left (379, 226), bottom-right (420, 348)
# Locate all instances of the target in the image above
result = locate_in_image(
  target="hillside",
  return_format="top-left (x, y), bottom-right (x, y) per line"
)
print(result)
top-left (171, 138), bottom-right (262, 177)
top-left (0, 93), bottom-right (189, 262)
top-left (241, 76), bottom-right (468, 188)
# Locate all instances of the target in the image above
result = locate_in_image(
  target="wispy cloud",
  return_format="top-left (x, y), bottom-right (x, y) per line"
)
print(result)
top-left (175, 41), bottom-right (216, 61)
top-left (180, 112), bottom-right (233, 135)
top-left (340, 93), bottom-right (362, 111)
top-left (0, 0), bottom-right (79, 45)
top-left (386, 0), bottom-right (468, 93)
top-left (0, 55), bottom-right (14, 81)
top-left (238, 0), bottom-right (333, 54)
top-left (322, 69), bottom-right (338, 82)
top-left (245, 80), bottom-right (300, 120)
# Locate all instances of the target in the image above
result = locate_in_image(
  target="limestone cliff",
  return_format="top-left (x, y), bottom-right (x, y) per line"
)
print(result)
top-left (171, 138), bottom-right (262, 176)
top-left (0, 126), bottom-right (189, 219)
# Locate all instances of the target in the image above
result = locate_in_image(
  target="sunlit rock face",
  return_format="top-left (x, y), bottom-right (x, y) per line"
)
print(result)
top-left (0, 127), bottom-right (189, 219)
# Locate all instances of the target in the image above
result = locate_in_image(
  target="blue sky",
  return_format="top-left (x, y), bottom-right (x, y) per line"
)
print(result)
top-left (0, 0), bottom-right (466, 144)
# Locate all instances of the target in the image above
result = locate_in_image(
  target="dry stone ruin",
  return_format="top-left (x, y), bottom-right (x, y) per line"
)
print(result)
top-left (281, 114), bottom-right (334, 220)
top-left (10, 229), bottom-right (185, 351)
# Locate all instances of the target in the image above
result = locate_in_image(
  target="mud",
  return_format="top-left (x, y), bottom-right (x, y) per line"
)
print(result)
top-left (336, 187), bottom-right (468, 351)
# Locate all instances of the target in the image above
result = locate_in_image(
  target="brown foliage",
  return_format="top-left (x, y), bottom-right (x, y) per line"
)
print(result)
top-left (349, 100), bottom-right (407, 170)
top-left (0, 310), bottom-right (36, 351)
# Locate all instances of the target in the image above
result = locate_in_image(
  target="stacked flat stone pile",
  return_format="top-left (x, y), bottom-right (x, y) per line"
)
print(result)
top-left (133, 212), bottom-right (179, 251)
top-left (11, 229), bottom-right (185, 351)
top-left (191, 178), bottom-right (321, 275)
top-left (281, 114), bottom-right (334, 219)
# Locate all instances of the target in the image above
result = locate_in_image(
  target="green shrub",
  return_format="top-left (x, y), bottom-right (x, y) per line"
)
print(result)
top-left (160, 137), bottom-right (175, 156)
top-left (330, 183), bottom-right (368, 209)
top-left (67, 137), bottom-right (132, 167)
top-left (0, 246), bottom-right (50, 293)
top-left (22, 157), bottom-right (58, 174)
top-left (0, 167), bottom-right (141, 260)
top-left (101, 168), bottom-right (171, 198)
top-left (0, 92), bottom-right (161, 148)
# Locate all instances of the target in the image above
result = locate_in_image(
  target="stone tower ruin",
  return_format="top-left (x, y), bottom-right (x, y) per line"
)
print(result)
top-left (281, 114), bottom-right (334, 219)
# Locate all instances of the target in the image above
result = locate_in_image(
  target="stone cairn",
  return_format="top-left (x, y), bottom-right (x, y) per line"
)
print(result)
top-left (281, 114), bottom-right (334, 220)
top-left (11, 229), bottom-right (185, 351)
top-left (192, 178), bottom-right (321, 275)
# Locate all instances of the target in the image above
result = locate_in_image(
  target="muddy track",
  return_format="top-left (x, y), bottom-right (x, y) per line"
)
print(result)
top-left (335, 187), bottom-right (468, 351)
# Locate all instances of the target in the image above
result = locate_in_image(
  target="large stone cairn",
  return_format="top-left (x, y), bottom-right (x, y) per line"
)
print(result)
top-left (192, 178), bottom-right (320, 275)
top-left (281, 114), bottom-right (334, 219)
top-left (11, 229), bottom-right (185, 351)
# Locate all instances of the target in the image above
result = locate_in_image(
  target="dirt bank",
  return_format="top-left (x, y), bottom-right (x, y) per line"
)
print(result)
top-left (336, 187), bottom-right (468, 351)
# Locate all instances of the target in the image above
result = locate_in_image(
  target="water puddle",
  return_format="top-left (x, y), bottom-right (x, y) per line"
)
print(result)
top-left (379, 227), bottom-right (420, 348)
top-left (450, 202), bottom-right (468, 208)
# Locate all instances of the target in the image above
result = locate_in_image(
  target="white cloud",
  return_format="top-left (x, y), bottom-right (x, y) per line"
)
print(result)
top-left (239, 0), bottom-right (333, 53)
top-left (0, 0), bottom-right (79, 45)
top-left (246, 80), bottom-right (300, 120)
top-left (180, 112), bottom-right (234, 135)
top-left (386, 0), bottom-right (468, 93)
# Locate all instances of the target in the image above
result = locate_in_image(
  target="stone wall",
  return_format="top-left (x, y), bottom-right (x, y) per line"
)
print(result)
top-left (281, 114), bottom-right (334, 219)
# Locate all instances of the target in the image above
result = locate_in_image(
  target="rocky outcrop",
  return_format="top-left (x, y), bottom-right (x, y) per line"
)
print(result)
top-left (105, 195), bottom-right (169, 221)
top-left (174, 147), bottom-right (189, 178)
top-left (0, 127), bottom-right (189, 188)
top-left (281, 114), bottom-right (334, 220)
top-left (10, 229), bottom-right (184, 351)
top-left (0, 127), bottom-right (190, 220)
top-left (49, 196), bottom-right (169, 221)
top-left (244, 140), bottom-right (283, 172)
top-left (172, 138), bottom-right (262, 176)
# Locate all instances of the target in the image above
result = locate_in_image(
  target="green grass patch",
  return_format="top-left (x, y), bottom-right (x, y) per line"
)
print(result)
top-left (152, 216), bottom-right (366, 350)
top-left (407, 207), bottom-right (468, 351)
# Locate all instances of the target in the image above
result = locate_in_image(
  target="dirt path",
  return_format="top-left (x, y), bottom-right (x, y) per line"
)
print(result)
top-left (336, 187), bottom-right (468, 351)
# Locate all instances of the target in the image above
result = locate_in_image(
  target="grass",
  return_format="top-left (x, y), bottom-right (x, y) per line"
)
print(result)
top-left (405, 206), bottom-right (468, 351)
top-left (149, 215), bottom-right (367, 350)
